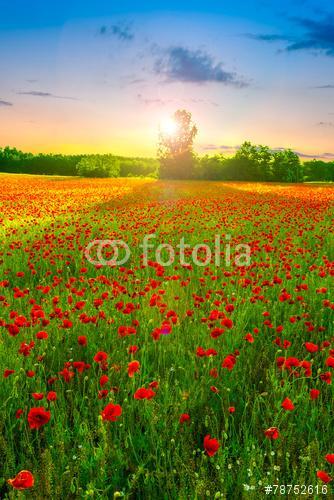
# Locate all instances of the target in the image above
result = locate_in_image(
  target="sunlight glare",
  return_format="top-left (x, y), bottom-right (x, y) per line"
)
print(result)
top-left (160, 117), bottom-right (178, 136)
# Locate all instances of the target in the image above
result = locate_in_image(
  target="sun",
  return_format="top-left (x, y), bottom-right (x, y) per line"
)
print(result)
top-left (160, 117), bottom-right (178, 136)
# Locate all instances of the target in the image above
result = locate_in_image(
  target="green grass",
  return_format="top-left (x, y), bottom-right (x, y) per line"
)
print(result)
top-left (0, 176), bottom-right (333, 499)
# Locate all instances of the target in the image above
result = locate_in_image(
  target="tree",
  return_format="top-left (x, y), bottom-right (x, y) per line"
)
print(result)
top-left (76, 155), bottom-right (120, 177)
top-left (158, 109), bottom-right (198, 179)
top-left (272, 150), bottom-right (302, 182)
top-left (235, 142), bottom-right (273, 181)
top-left (303, 160), bottom-right (334, 182)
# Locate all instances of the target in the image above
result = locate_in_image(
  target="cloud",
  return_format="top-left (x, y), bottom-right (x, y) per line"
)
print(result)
top-left (201, 144), bottom-right (237, 151)
top-left (317, 121), bottom-right (334, 127)
top-left (137, 94), bottom-right (173, 106)
top-left (285, 15), bottom-right (334, 56)
top-left (0, 99), bottom-right (13, 107)
top-left (245, 33), bottom-right (288, 42)
top-left (312, 84), bottom-right (334, 89)
top-left (186, 98), bottom-right (219, 106)
top-left (127, 78), bottom-right (146, 85)
top-left (199, 144), bottom-right (240, 154)
top-left (137, 94), bottom-right (219, 107)
top-left (154, 46), bottom-right (247, 87)
top-left (99, 23), bottom-right (134, 41)
top-left (249, 15), bottom-right (334, 57)
top-left (293, 150), bottom-right (334, 159)
top-left (17, 91), bottom-right (77, 100)
top-left (269, 146), bottom-right (334, 159)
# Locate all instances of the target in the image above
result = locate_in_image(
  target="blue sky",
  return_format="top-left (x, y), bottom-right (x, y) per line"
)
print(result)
top-left (0, 0), bottom-right (333, 158)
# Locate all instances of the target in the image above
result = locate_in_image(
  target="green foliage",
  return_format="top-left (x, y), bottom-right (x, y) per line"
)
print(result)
top-left (235, 142), bottom-right (272, 181)
top-left (197, 142), bottom-right (305, 182)
top-left (271, 149), bottom-right (302, 182)
top-left (0, 147), bottom-right (158, 178)
top-left (76, 155), bottom-right (120, 178)
top-left (0, 147), bottom-right (84, 176)
top-left (1, 143), bottom-right (333, 181)
top-left (303, 160), bottom-right (334, 182)
top-left (119, 158), bottom-right (159, 178)
top-left (158, 136), bottom-right (310, 183)
top-left (160, 151), bottom-right (199, 180)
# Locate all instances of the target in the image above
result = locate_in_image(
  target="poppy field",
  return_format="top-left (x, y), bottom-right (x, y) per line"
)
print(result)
top-left (1, 175), bottom-right (333, 499)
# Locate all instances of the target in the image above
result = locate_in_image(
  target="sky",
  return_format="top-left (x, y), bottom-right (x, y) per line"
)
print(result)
top-left (0, 0), bottom-right (334, 159)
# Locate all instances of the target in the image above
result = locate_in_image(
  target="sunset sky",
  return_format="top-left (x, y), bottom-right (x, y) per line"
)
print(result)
top-left (0, 0), bottom-right (333, 159)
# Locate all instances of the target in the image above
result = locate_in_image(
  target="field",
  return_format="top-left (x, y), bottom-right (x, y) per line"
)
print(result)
top-left (0, 175), bottom-right (333, 499)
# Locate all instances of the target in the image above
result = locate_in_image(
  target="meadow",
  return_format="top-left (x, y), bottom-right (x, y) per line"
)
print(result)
top-left (0, 175), bottom-right (333, 499)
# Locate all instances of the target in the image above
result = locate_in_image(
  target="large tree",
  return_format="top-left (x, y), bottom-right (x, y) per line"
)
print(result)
top-left (235, 141), bottom-right (273, 181)
top-left (272, 149), bottom-right (302, 182)
top-left (158, 109), bottom-right (198, 179)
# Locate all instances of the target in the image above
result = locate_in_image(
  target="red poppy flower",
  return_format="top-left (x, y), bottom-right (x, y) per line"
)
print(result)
top-left (134, 387), bottom-right (156, 400)
top-left (300, 360), bottom-right (312, 377)
top-left (93, 351), bottom-right (108, 363)
top-left (27, 407), bottom-right (51, 429)
top-left (210, 368), bottom-right (218, 378)
top-left (281, 397), bottom-right (295, 411)
top-left (47, 391), bottom-right (57, 401)
top-left (304, 342), bottom-right (318, 353)
top-left (7, 324), bottom-right (20, 336)
top-left (320, 372), bottom-right (332, 384)
top-left (73, 361), bottom-right (86, 373)
top-left (228, 406), bottom-right (235, 413)
top-left (48, 377), bottom-right (58, 386)
top-left (221, 318), bottom-right (233, 329)
top-left (310, 389), bottom-right (320, 400)
top-left (36, 331), bottom-right (48, 340)
top-left (203, 434), bottom-right (220, 456)
top-left (78, 336), bottom-right (87, 346)
top-left (196, 347), bottom-right (206, 357)
top-left (4, 369), bottom-right (15, 378)
top-left (8, 470), bottom-right (34, 490)
top-left (179, 413), bottom-right (191, 424)
top-left (325, 454), bottom-right (334, 464)
top-left (221, 354), bottom-right (236, 371)
top-left (264, 427), bottom-right (279, 440)
top-left (210, 327), bottom-right (224, 339)
top-left (59, 368), bottom-right (74, 382)
top-left (101, 403), bottom-right (122, 422)
top-left (32, 393), bottom-right (44, 401)
top-left (326, 357), bottom-right (334, 368)
top-left (62, 319), bottom-right (72, 329)
top-left (206, 348), bottom-right (218, 357)
top-left (317, 470), bottom-right (332, 483)
top-left (128, 360), bottom-right (140, 378)
top-left (98, 390), bottom-right (109, 399)
top-left (99, 375), bottom-right (109, 387)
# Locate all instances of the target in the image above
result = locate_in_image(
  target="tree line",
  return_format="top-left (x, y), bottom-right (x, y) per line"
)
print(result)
top-left (158, 110), bottom-right (334, 182)
top-left (0, 147), bottom-right (158, 178)
top-left (1, 113), bottom-right (333, 183)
